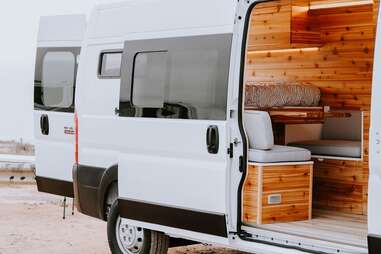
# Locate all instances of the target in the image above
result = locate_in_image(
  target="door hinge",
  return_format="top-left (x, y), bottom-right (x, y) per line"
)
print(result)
top-left (227, 143), bottom-right (234, 158)
top-left (238, 230), bottom-right (252, 238)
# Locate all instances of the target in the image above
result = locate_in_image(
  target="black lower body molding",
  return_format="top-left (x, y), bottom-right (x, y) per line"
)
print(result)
top-left (368, 234), bottom-right (381, 254)
top-left (36, 176), bottom-right (74, 198)
top-left (118, 199), bottom-right (227, 237)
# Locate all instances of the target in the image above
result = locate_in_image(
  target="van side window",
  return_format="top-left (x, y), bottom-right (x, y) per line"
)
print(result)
top-left (120, 34), bottom-right (232, 120)
top-left (34, 47), bottom-right (80, 112)
top-left (132, 52), bottom-right (168, 107)
top-left (98, 51), bottom-right (122, 78)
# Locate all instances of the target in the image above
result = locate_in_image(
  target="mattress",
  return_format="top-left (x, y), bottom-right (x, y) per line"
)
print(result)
top-left (245, 81), bottom-right (321, 108)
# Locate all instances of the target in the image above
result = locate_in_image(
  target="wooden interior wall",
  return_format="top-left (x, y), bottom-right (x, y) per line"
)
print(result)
top-left (245, 0), bottom-right (380, 215)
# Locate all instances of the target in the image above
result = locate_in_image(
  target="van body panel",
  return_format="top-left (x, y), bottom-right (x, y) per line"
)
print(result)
top-left (369, 3), bottom-right (381, 239)
top-left (117, 120), bottom-right (229, 213)
top-left (38, 15), bottom-right (86, 45)
top-left (34, 15), bottom-right (86, 197)
top-left (34, 111), bottom-right (76, 182)
top-left (87, 0), bottom-right (236, 42)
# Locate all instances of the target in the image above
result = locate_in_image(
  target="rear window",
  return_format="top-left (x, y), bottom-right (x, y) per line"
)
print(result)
top-left (41, 52), bottom-right (75, 108)
top-left (34, 47), bottom-right (80, 112)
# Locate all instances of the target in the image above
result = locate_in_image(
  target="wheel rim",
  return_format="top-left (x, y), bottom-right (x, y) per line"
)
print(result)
top-left (116, 216), bottom-right (144, 254)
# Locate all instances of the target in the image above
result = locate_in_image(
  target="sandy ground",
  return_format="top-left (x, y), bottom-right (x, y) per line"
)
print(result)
top-left (0, 184), bottom-right (244, 254)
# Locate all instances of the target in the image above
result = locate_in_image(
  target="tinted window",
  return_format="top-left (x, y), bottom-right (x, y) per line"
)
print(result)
top-left (99, 52), bottom-right (122, 78)
top-left (120, 34), bottom-right (232, 120)
top-left (34, 47), bottom-right (80, 112)
top-left (132, 52), bottom-right (168, 108)
top-left (41, 52), bottom-right (75, 108)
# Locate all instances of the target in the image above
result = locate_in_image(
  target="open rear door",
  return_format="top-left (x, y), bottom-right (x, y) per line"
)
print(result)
top-left (34, 15), bottom-right (86, 197)
top-left (369, 7), bottom-right (381, 253)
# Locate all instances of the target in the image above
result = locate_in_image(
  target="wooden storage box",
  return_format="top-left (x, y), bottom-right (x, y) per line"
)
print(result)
top-left (243, 162), bottom-right (313, 225)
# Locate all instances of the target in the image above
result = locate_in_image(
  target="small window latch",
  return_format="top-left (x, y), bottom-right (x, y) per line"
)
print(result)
top-left (114, 107), bottom-right (120, 115)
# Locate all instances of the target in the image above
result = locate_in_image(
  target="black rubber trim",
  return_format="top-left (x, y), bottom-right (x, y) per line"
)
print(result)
top-left (73, 164), bottom-right (118, 220)
top-left (73, 164), bottom-right (106, 219)
top-left (36, 176), bottom-right (74, 198)
top-left (368, 234), bottom-right (381, 254)
top-left (119, 199), bottom-right (228, 237)
top-left (236, 0), bottom-right (263, 235)
top-left (98, 165), bottom-right (118, 220)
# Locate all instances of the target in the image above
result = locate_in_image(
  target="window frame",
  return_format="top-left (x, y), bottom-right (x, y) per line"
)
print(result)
top-left (97, 50), bottom-right (123, 79)
top-left (34, 47), bottom-right (80, 113)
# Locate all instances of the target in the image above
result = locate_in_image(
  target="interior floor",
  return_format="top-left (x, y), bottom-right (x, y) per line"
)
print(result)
top-left (253, 209), bottom-right (367, 248)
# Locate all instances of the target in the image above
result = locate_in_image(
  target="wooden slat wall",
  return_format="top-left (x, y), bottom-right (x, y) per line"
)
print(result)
top-left (245, 0), bottom-right (379, 215)
top-left (248, 0), bottom-right (292, 51)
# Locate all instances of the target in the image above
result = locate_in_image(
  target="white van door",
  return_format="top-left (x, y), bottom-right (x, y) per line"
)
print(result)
top-left (368, 7), bottom-right (381, 252)
top-left (34, 15), bottom-right (85, 197)
top-left (116, 34), bottom-right (233, 238)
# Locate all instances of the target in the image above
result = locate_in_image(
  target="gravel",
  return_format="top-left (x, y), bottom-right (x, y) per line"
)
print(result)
top-left (0, 184), bottom-right (245, 254)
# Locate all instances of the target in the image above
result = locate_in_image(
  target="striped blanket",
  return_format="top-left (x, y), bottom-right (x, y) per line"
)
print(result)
top-left (245, 81), bottom-right (321, 108)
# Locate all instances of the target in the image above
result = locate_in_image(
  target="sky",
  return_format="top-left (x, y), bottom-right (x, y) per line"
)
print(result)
top-left (0, 0), bottom-right (102, 142)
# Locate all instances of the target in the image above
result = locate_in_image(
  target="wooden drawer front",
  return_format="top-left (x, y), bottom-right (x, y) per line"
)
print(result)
top-left (243, 164), bottom-right (313, 225)
top-left (262, 203), bottom-right (311, 224)
top-left (262, 165), bottom-right (311, 192)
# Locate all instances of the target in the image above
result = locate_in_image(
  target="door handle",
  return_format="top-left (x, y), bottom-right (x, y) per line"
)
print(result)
top-left (40, 114), bottom-right (49, 135)
top-left (206, 125), bottom-right (219, 154)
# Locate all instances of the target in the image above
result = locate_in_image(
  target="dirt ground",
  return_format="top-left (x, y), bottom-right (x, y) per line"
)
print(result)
top-left (0, 184), bottom-right (243, 254)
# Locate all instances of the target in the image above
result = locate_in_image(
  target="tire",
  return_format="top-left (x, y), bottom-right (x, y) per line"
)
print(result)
top-left (107, 200), bottom-right (169, 254)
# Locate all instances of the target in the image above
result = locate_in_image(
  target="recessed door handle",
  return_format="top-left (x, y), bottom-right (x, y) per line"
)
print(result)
top-left (40, 114), bottom-right (49, 135)
top-left (206, 125), bottom-right (219, 154)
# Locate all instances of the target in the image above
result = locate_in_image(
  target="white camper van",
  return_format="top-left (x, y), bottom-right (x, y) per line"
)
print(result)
top-left (34, 0), bottom-right (381, 253)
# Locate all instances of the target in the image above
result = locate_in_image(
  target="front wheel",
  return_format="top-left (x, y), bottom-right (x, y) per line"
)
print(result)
top-left (107, 200), bottom-right (169, 254)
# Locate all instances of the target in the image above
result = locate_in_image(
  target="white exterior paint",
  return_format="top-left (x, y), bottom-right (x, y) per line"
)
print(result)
top-left (37, 15), bottom-right (86, 47)
top-left (34, 15), bottom-right (85, 182)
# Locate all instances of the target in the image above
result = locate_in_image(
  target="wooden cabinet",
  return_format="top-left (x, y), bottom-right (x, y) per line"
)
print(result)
top-left (243, 162), bottom-right (313, 225)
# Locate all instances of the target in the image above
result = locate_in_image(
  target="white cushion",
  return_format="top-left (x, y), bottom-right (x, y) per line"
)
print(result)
top-left (248, 145), bottom-right (311, 163)
top-left (289, 140), bottom-right (362, 158)
top-left (244, 111), bottom-right (274, 150)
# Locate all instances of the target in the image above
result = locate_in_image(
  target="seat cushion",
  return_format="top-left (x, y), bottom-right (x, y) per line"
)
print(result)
top-left (248, 145), bottom-right (311, 163)
top-left (244, 111), bottom-right (274, 150)
top-left (289, 140), bottom-right (362, 158)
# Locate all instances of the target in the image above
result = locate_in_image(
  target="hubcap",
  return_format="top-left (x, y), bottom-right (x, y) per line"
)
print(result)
top-left (116, 216), bottom-right (144, 254)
